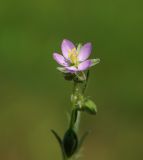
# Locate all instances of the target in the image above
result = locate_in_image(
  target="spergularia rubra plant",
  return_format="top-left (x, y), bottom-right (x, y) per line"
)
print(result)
top-left (51, 39), bottom-right (100, 160)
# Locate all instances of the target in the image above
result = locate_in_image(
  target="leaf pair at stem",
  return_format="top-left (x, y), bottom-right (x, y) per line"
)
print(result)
top-left (51, 128), bottom-right (89, 160)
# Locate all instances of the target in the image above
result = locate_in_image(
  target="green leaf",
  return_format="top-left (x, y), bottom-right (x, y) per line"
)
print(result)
top-left (51, 130), bottom-right (66, 160)
top-left (78, 131), bottom-right (90, 150)
top-left (82, 99), bottom-right (97, 115)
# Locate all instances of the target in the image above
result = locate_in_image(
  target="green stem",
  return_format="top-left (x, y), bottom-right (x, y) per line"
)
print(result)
top-left (69, 109), bottom-right (78, 129)
top-left (66, 72), bottom-right (90, 160)
top-left (82, 70), bottom-right (90, 94)
top-left (73, 81), bottom-right (79, 94)
top-left (74, 71), bottom-right (90, 132)
top-left (74, 111), bottom-right (81, 133)
top-left (70, 81), bottom-right (81, 131)
top-left (69, 81), bottom-right (80, 130)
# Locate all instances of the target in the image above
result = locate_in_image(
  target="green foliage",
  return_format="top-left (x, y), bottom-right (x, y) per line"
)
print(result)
top-left (81, 98), bottom-right (97, 115)
top-left (63, 129), bottom-right (78, 158)
top-left (51, 130), bottom-right (66, 160)
top-left (90, 58), bottom-right (100, 67)
top-left (75, 72), bottom-right (86, 82)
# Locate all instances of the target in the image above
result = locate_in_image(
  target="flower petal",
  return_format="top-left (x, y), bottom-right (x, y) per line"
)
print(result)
top-left (65, 66), bottom-right (78, 73)
top-left (66, 60), bottom-right (92, 72)
top-left (78, 60), bottom-right (92, 71)
top-left (78, 43), bottom-right (92, 62)
top-left (61, 39), bottom-right (75, 59)
top-left (53, 53), bottom-right (69, 66)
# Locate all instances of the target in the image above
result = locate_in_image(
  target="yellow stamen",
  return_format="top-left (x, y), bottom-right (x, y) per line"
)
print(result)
top-left (68, 48), bottom-right (79, 65)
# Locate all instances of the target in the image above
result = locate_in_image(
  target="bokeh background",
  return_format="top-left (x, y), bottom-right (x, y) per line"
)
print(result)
top-left (0, 0), bottom-right (143, 160)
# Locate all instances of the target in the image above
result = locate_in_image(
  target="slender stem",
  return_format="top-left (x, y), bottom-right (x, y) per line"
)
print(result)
top-left (82, 70), bottom-right (90, 94)
top-left (74, 71), bottom-right (90, 132)
top-left (66, 72), bottom-right (90, 160)
top-left (69, 81), bottom-right (79, 130)
top-left (74, 111), bottom-right (81, 133)
top-left (73, 81), bottom-right (78, 94)
top-left (69, 109), bottom-right (78, 129)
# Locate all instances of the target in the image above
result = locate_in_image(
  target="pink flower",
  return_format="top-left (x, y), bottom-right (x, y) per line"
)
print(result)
top-left (53, 39), bottom-right (100, 73)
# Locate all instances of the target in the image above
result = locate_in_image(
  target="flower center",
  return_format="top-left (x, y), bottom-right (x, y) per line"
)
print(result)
top-left (68, 48), bottom-right (79, 66)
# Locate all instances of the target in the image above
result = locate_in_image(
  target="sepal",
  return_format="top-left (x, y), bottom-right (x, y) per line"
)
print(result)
top-left (90, 58), bottom-right (100, 67)
top-left (74, 72), bottom-right (86, 82)
top-left (57, 67), bottom-right (68, 73)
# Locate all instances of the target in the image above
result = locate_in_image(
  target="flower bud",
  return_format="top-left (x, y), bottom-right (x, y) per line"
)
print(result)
top-left (81, 98), bottom-right (97, 115)
top-left (63, 129), bottom-right (78, 157)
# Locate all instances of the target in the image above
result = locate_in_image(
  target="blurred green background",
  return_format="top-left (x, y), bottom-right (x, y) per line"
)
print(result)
top-left (0, 0), bottom-right (143, 160)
